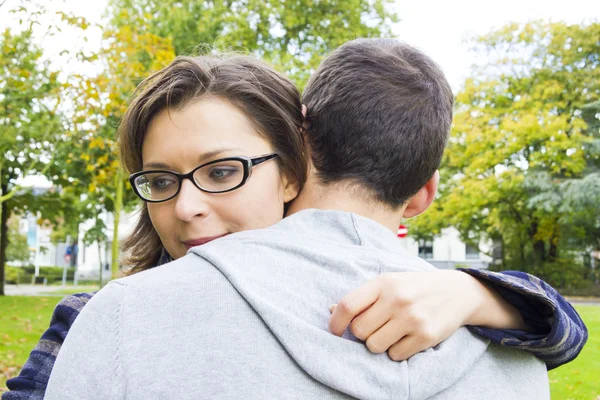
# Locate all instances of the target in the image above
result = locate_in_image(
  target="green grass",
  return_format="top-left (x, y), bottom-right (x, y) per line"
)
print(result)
top-left (0, 297), bottom-right (598, 398)
top-left (0, 296), bottom-right (63, 393)
top-left (549, 305), bottom-right (600, 400)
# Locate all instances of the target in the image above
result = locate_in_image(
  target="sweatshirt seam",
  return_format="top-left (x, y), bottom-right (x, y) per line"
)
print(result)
top-left (113, 281), bottom-right (126, 399)
top-left (349, 213), bottom-right (365, 246)
top-left (405, 359), bottom-right (411, 400)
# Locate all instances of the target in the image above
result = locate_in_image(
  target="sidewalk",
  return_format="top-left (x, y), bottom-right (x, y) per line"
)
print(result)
top-left (565, 296), bottom-right (600, 306)
top-left (3, 284), bottom-right (94, 297)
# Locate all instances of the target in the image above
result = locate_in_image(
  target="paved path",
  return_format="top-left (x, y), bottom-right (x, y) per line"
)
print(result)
top-left (565, 297), bottom-right (600, 306)
top-left (4, 284), bottom-right (92, 297)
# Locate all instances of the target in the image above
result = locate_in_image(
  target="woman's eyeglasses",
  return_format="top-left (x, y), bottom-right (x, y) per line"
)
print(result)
top-left (129, 154), bottom-right (279, 203)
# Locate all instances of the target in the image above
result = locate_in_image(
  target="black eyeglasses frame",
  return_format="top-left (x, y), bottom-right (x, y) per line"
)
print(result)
top-left (129, 153), bottom-right (279, 203)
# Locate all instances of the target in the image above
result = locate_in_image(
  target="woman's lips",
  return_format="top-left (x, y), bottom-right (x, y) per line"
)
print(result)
top-left (183, 234), bottom-right (228, 249)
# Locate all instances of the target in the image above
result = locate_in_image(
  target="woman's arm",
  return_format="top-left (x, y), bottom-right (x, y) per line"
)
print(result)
top-left (329, 270), bottom-right (587, 370)
top-left (458, 268), bottom-right (588, 370)
top-left (3, 292), bottom-right (96, 400)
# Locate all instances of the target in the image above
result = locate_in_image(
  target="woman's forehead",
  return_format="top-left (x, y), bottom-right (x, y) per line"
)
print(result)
top-left (141, 99), bottom-right (273, 170)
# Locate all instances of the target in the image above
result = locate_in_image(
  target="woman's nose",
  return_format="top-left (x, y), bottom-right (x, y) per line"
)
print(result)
top-left (173, 179), bottom-right (211, 222)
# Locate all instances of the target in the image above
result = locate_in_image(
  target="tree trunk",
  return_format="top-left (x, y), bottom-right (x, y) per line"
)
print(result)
top-left (0, 200), bottom-right (8, 296)
top-left (519, 241), bottom-right (526, 268)
top-left (499, 236), bottom-right (506, 267)
top-left (530, 221), bottom-right (546, 266)
top-left (98, 241), bottom-right (103, 289)
top-left (111, 166), bottom-right (124, 279)
top-left (548, 224), bottom-right (559, 261)
top-left (548, 240), bottom-right (558, 261)
top-left (533, 239), bottom-right (546, 265)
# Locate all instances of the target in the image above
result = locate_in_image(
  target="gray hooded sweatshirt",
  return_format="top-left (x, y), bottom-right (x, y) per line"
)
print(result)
top-left (45, 210), bottom-right (549, 399)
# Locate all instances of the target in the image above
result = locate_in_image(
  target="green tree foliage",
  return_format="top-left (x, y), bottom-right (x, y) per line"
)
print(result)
top-left (410, 21), bottom-right (600, 284)
top-left (0, 23), bottom-right (63, 294)
top-left (6, 217), bottom-right (30, 263)
top-left (107, 0), bottom-right (398, 90)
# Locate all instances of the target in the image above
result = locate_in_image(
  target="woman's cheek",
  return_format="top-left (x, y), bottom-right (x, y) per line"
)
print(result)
top-left (148, 205), bottom-right (172, 244)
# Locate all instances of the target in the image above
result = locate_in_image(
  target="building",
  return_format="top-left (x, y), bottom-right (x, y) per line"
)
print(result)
top-left (397, 227), bottom-right (492, 270)
top-left (75, 210), bottom-right (138, 281)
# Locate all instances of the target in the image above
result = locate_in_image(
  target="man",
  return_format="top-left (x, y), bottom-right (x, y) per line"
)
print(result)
top-left (46, 39), bottom-right (551, 399)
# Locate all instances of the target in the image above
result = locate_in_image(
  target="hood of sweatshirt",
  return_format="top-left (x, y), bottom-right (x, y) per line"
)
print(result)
top-left (192, 209), bottom-right (490, 400)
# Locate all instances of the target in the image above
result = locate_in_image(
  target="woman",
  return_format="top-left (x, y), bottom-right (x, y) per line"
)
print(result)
top-left (4, 54), bottom-right (586, 399)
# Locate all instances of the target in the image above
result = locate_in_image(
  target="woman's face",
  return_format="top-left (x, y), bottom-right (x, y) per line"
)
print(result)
top-left (142, 97), bottom-right (299, 259)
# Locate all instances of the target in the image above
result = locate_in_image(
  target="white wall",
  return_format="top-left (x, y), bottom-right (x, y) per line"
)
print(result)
top-left (397, 227), bottom-right (491, 269)
top-left (76, 209), bottom-right (139, 279)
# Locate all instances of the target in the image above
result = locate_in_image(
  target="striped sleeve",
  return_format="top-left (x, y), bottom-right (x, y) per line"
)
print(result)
top-left (3, 292), bottom-right (96, 400)
top-left (457, 269), bottom-right (588, 370)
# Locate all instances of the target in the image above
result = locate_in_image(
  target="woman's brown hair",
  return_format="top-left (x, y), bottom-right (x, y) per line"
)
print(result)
top-left (119, 54), bottom-right (307, 274)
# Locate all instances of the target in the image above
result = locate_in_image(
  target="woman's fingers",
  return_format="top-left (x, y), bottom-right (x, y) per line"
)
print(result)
top-left (387, 335), bottom-right (433, 361)
top-left (365, 319), bottom-right (407, 354)
top-left (329, 279), bottom-right (381, 336)
top-left (348, 300), bottom-right (392, 341)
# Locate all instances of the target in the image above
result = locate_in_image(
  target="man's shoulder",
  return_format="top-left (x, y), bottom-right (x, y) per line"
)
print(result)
top-left (188, 210), bottom-right (369, 263)
top-left (111, 253), bottom-right (220, 290)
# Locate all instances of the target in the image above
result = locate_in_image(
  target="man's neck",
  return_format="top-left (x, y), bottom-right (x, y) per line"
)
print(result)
top-left (286, 178), bottom-right (404, 233)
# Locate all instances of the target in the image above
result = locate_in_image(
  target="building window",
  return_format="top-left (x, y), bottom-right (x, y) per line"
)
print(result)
top-left (418, 240), bottom-right (433, 260)
top-left (465, 244), bottom-right (480, 260)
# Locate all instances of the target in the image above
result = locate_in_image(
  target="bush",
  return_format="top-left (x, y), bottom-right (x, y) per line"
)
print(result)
top-left (557, 284), bottom-right (600, 297)
top-left (5, 266), bottom-right (20, 284)
top-left (530, 259), bottom-right (589, 289)
top-left (453, 263), bottom-right (471, 269)
top-left (5, 265), bottom-right (75, 284)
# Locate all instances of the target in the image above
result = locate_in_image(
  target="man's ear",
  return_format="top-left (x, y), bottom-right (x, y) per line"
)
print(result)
top-left (403, 171), bottom-right (439, 218)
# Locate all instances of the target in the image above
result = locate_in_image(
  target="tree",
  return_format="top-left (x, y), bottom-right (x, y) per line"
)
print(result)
top-left (410, 21), bottom-right (599, 280)
top-left (0, 24), bottom-right (63, 295)
top-left (53, 0), bottom-right (399, 278)
top-left (51, 10), bottom-right (176, 278)
top-left (107, 0), bottom-right (398, 90)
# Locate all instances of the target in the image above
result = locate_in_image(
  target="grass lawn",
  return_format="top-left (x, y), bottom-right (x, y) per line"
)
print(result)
top-left (548, 305), bottom-right (600, 400)
top-left (0, 297), bottom-right (598, 398)
top-left (0, 296), bottom-right (63, 394)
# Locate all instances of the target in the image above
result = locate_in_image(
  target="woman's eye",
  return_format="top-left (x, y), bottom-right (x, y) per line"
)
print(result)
top-left (150, 176), bottom-right (176, 190)
top-left (208, 168), bottom-right (238, 180)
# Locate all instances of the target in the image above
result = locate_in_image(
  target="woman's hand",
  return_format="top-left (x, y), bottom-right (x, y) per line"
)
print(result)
top-left (329, 270), bottom-right (528, 361)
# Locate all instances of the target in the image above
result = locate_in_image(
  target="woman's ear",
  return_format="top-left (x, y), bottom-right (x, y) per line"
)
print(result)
top-left (403, 171), bottom-right (439, 218)
top-left (281, 174), bottom-right (301, 203)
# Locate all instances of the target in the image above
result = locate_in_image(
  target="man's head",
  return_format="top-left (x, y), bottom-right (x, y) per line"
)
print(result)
top-left (301, 39), bottom-right (453, 217)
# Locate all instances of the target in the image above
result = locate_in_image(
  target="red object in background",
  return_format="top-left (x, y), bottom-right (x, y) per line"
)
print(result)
top-left (397, 224), bottom-right (408, 238)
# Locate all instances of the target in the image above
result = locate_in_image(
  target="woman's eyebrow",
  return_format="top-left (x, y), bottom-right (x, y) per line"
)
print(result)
top-left (142, 161), bottom-right (172, 169)
top-left (200, 147), bottom-right (246, 161)
top-left (142, 147), bottom-right (246, 170)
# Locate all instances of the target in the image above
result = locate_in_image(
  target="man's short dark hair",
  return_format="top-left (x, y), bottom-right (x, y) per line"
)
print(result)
top-left (302, 38), bottom-right (454, 207)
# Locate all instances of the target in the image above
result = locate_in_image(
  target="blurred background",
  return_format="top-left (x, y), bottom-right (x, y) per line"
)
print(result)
top-left (0, 0), bottom-right (598, 398)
